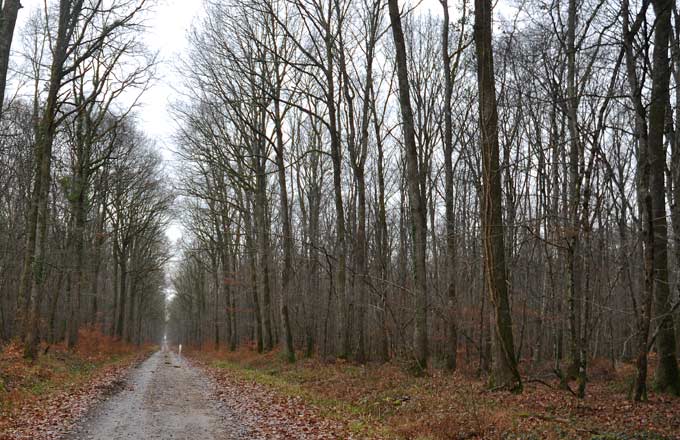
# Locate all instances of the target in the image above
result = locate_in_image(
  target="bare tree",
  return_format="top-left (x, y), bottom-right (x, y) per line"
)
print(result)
top-left (387, 0), bottom-right (429, 372)
top-left (21, 0), bottom-right (149, 360)
top-left (474, 0), bottom-right (521, 391)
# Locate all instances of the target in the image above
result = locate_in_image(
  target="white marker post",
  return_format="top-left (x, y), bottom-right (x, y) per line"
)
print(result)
top-left (178, 344), bottom-right (182, 356)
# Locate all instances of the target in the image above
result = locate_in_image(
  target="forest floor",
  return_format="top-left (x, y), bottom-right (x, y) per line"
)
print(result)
top-left (0, 329), bottom-right (154, 439)
top-left (4, 338), bottom-right (678, 440)
top-left (188, 348), bottom-right (680, 440)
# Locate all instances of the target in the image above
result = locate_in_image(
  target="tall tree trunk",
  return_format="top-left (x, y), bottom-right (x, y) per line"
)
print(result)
top-left (474, 0), bottom-right (522, 391)
top-left (125, 259), bottom-right (138, 344)
top-left (324, 45), bottom-right (347, 360)
top-left (671, 4), bottom-right (680, 374)
top-left (116, 250), bottom-right (127, 340)
top-left (21, 0), bottom-right (87, 360)
top-left (243, 194), bottom-right (263, 353)
top-left (622, 0), bottom-right (654, 402)
top-left (441, 0), bottom-right (459, 371)
top-left (213, 252), bottom-right (220, 350)
top-left (111, 244), bottom-right (119, 337)
top-left (66, 171), bottom-right (86, 349)
top-left (90, 194), bottom-right (107, 325)
top-left (649, 0), bottom-right (680, 395)
top-left (372, 86), bottom-right (390, 363)
top-left (303, 142), bottom-right (322, 358)
top-left (343, 1), bottom-right (378, 362)
top-left (253, 131), bottom-right (273, 351)
top-left (273, 90), bottom-right (296, 363)
top-left (564, 0), bottom-right (582, 379)
top-left (388, 0), bottom-right (429, 372)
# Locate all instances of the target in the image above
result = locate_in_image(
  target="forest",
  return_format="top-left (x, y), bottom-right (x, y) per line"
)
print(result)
top-left (1, 0), bottom-right (680, 438)
top-left (167, 0), bottom-right (680, 401)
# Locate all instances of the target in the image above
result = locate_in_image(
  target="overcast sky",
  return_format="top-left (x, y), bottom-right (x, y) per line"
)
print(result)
top-left (129, 0), bottom-right (204, 245)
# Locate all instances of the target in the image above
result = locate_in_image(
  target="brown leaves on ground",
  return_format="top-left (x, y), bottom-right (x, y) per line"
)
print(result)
top-left (0, 329), bottom-right (153, 440)
top-left (190, 348), bottom-right (680, 440)
top-left (393, 367), bottom-right (680, 440)
top-left (189, 354), bottom-right (352, 439)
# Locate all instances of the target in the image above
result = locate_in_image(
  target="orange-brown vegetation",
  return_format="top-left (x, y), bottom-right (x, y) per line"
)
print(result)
top-left (0, 328), bottom-right (154, 439)
top-left (189, 346), bottom-right (680, 440)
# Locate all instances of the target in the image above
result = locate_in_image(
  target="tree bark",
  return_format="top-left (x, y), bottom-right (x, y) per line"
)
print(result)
top-left (324, 38), bottom-right (348, 360)
top-left (22, 0), bottom-right (85, 360)
top-left (649, 0), bottom-right (680, 395)
top-left (273, 81), bottom-right (296, 363)
top-left (372, 85), bottom-right (390, 363)
top-left (441, 0), bottom-right (459, 371)
top-left (116, 248), bottom-right (127, 340)
top-left (622, 0), bottom-right (654, 402)
top-left (388, 0), bottom-right (429, 372)
top-left (474, 0), bottom-right (522, 391)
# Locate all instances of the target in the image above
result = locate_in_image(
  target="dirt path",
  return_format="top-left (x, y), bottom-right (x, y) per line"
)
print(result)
top-left (67, 348), bottom-right (248, 440)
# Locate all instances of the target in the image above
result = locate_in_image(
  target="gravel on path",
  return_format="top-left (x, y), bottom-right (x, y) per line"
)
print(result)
top-left (67, 348), bottom-right (250, 440)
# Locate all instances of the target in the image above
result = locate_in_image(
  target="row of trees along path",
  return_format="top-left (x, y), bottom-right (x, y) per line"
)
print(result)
top-left (1, 0), bottom-right (680, 411)
top-left (0, 0), bottom-right (169, 362)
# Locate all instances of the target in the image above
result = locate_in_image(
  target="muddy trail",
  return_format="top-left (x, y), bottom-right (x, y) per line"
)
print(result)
top-left (67, 349), bottom-right (249, 440)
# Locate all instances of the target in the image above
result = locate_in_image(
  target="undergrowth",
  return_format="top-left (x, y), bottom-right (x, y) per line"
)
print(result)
top-left (192, 347), bottom-right (679, 440)
top-left (0, 327), bottom-right (153, 416)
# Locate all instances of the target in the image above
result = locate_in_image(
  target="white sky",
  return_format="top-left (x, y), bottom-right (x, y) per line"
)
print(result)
top-left (135, 0), bottom-right (204, 149)
top-left (133, 0), bottom-right (205, 245)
